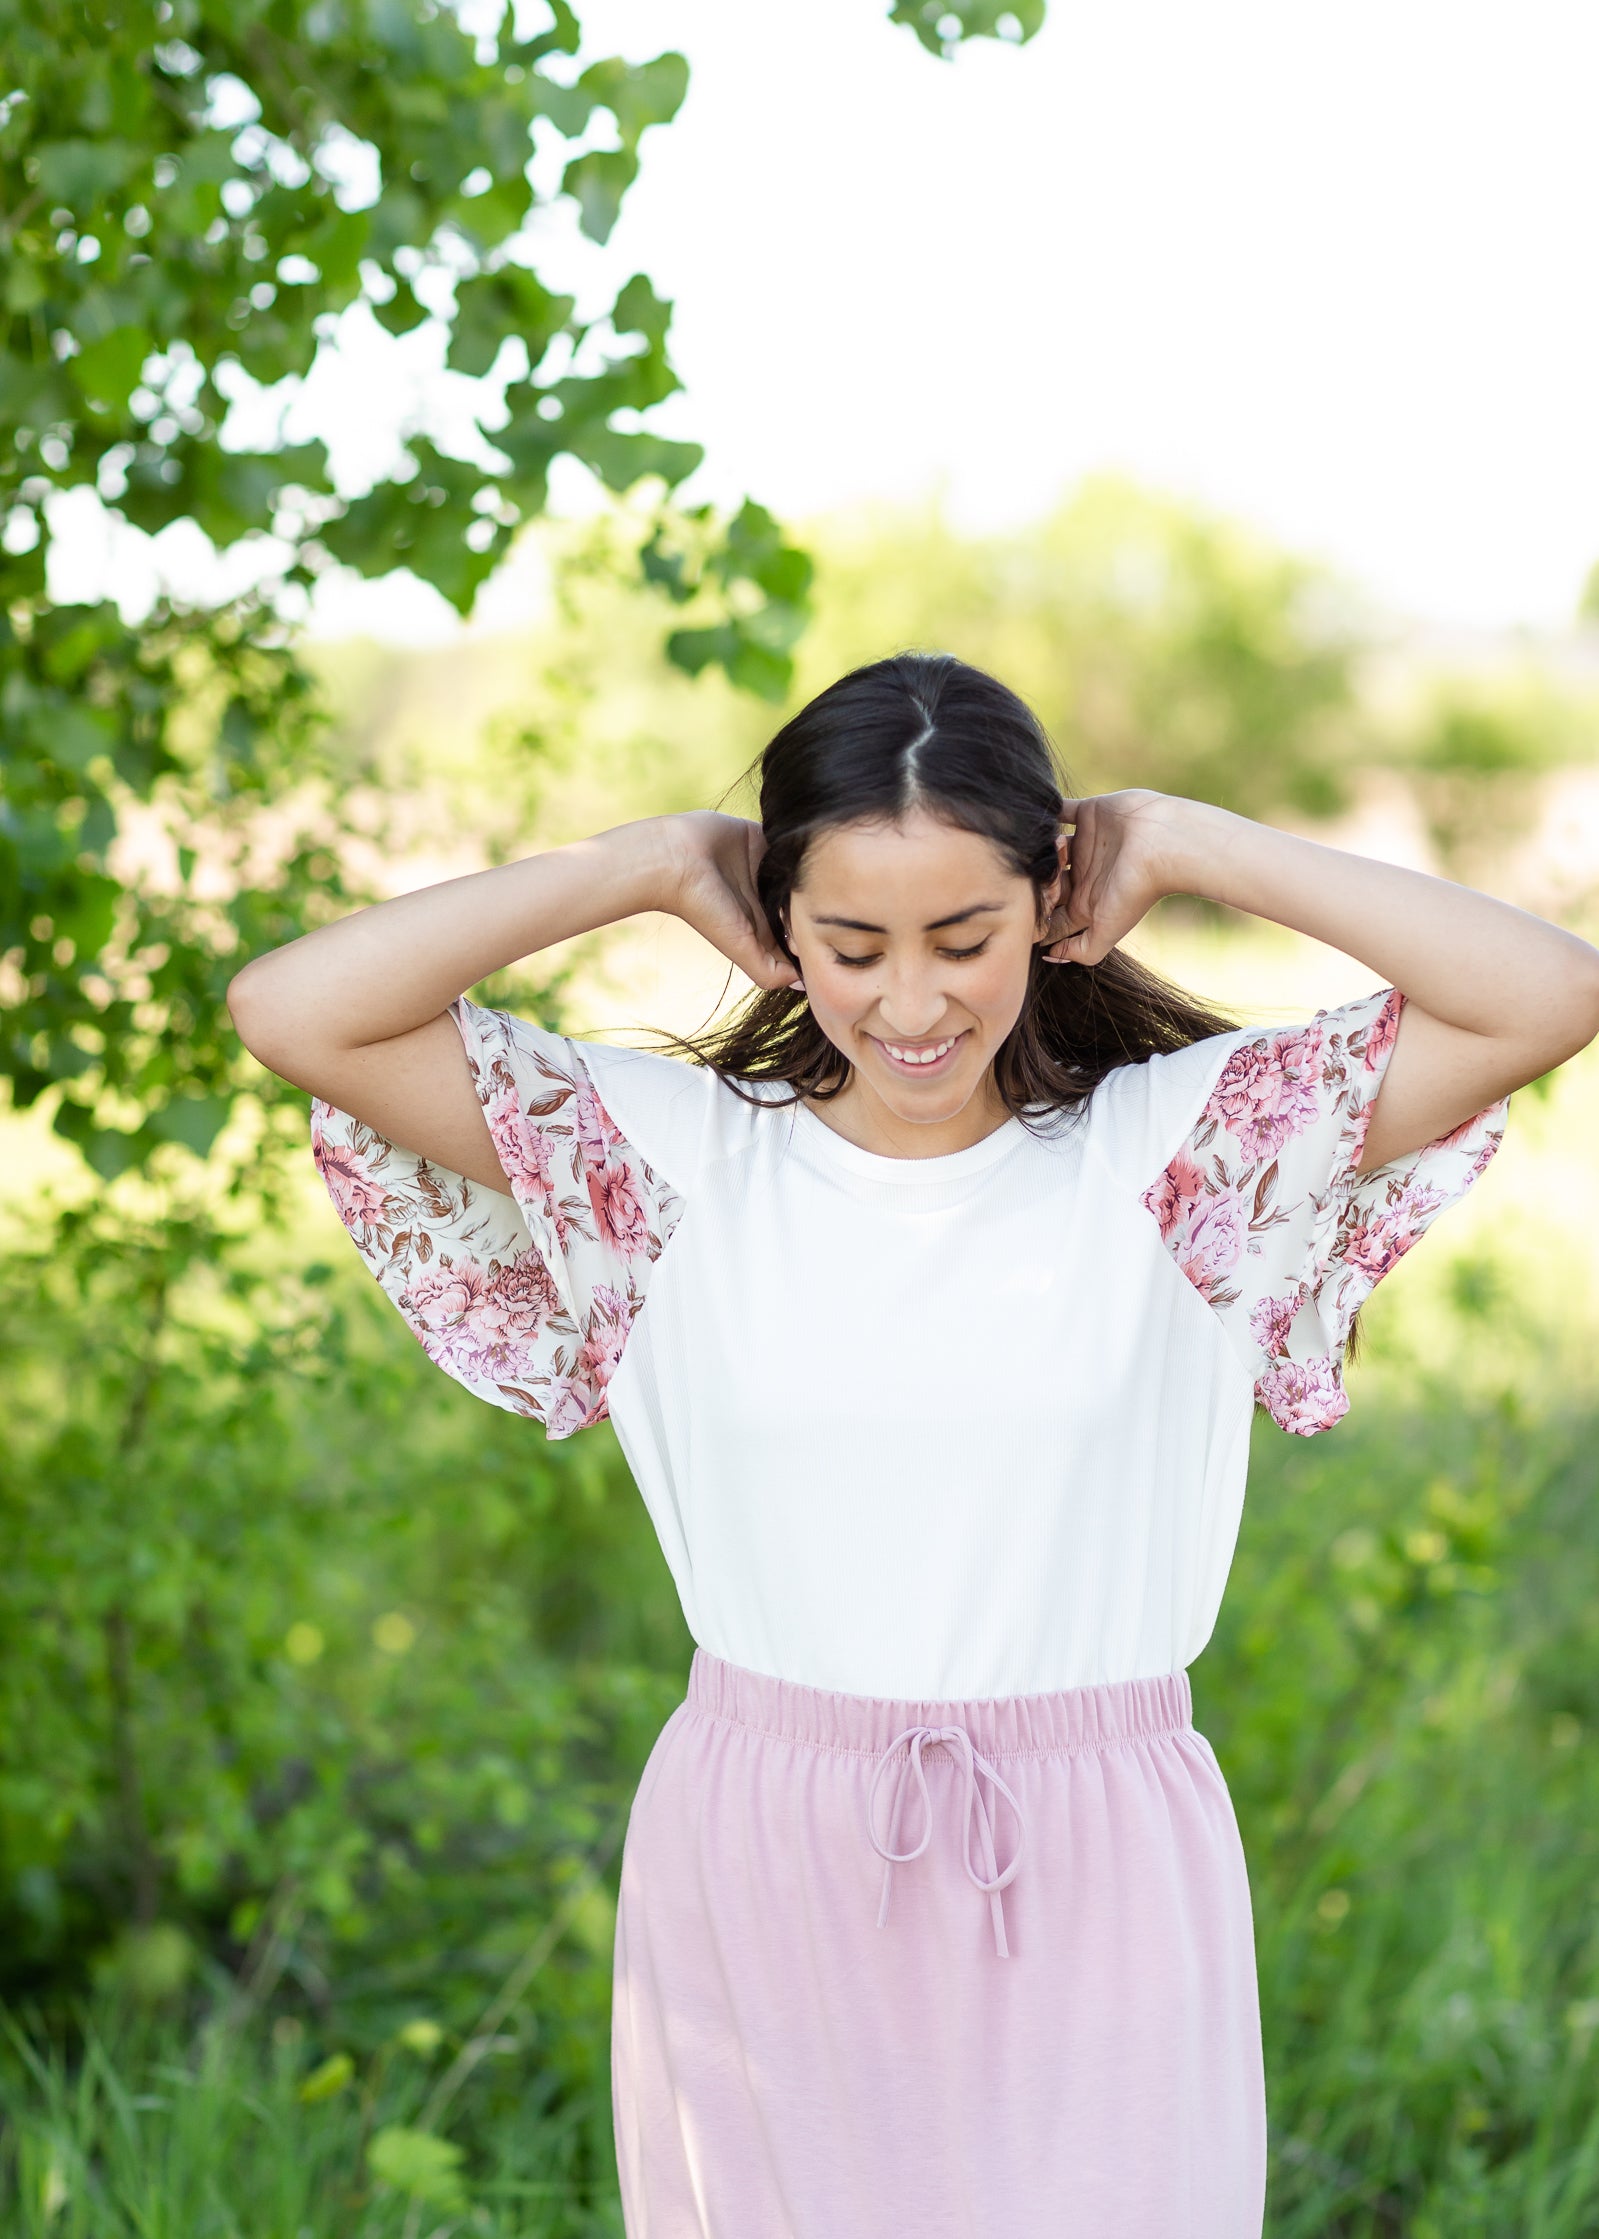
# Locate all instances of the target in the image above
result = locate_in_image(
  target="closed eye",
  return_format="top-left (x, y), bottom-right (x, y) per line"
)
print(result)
top-left (830, 940), bottom-right (991, 967)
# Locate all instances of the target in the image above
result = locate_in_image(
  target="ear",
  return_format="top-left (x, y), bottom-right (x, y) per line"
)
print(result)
top-left (1035, 852), bottom-right (1066, 941)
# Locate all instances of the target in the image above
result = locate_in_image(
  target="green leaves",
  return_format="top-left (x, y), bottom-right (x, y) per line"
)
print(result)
top-left (0, 0), bottom-right (817, 1187)
top-left (0, 5), bottom-right (706, 618)
top-left (321, 439), bottom-right (510, 616)
top-left (654, 499), bottom-right (816, 704)
top-left (297, 2053), bottom-right (356, 2106)
top-left (0, 3), bottom-right (796, 677)
top-left (549, 52), bottom-right (691, 246)
top-left (889, 1), bottom-right (1047, 58)
top-left (0, 1169), bottom-right (689, 2164)
top-left (0, 586), bottom-right (359, 1191)
top-left (67, 324), bottom-right (153, 414)
top-left (367, 2126), bottom-right (466, 2211)
top-left (447, 266), bottom-right (572, 380)
top-left (33, 135), bottom-right (142, 208)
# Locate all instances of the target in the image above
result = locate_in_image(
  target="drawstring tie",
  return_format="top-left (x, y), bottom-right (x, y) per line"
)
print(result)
top-left (865, 1723), bottom-right (1028, 1958)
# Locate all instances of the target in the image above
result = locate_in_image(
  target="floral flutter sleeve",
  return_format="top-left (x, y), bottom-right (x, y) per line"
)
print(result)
top-left (1140, 985), bottom-right (1510, 1436)
top-left (310, 998), bottom-right (684, 1438)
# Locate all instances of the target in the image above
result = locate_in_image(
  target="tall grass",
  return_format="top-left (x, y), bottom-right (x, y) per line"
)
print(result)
top-left (0, 2001), bottom-right (622, 2237)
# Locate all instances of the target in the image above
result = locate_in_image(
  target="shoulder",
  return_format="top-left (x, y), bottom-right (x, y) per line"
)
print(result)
top-left (452, 998), bottom-right (797, 1200)
top-left (1085, 1027), bottom-right (1256, 1195)
top-left (1084, 987), bottom-right (1408, 1199)
top-left (554, 1036), bottom-right (788, 1198)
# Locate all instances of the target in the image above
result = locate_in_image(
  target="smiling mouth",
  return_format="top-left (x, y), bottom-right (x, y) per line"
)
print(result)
top-left (869, 1031), bottom-right (967, 1076)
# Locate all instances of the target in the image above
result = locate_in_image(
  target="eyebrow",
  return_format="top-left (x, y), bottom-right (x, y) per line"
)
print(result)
top-left (809, 903), bottom-right (1005, 935)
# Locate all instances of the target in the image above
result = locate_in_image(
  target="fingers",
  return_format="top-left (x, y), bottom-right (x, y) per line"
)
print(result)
top-left (744, 946), bottom-right (804, 992)
top-left (1046, 804), bottom-right (1104, 961)
top-left (707, 828), bottom-right (793, 989)
top-left (715, 931), bottom-right (791, 991)
top-left (732, 907), bottom-right (801, 992)
top-left (725, 926), bottom-right (792, 998)
top-left (1041, 927), bottom-right (1094, 966)
top-left (740, 829), bottom-right (792, 984)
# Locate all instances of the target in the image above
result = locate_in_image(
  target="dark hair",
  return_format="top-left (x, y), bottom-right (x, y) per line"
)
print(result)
top-left (688, 649), bottom-right (1241, 1109)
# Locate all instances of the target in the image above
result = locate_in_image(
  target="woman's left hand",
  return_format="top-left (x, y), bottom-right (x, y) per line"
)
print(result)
top-left (1040, 789), bottom-right (1194, 966)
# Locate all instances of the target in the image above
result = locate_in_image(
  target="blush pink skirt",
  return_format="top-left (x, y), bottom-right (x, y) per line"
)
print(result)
top-left (611, 1648), bottom-right (1266, 2238)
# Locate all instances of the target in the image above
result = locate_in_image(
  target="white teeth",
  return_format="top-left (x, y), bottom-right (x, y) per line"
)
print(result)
top-left (883, 1037), bottom-right (956, 1066)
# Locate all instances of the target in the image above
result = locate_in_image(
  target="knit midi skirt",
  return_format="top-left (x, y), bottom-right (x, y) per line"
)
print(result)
top-left (611, 1648), bottom-right (1266, 2239)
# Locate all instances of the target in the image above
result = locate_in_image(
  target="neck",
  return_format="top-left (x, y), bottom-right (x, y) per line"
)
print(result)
top-left (803, 1069), bottom-right (1011, 1160)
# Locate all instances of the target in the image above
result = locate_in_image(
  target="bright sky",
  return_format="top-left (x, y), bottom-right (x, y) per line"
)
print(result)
top-left (580, 0), bottom-right (1599, 632)
top-left (56, 0), bottom-right (1599, 643)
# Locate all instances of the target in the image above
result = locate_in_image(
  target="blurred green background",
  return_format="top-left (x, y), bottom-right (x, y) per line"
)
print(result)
top-left (6, 4), bottom-right (1599, 2234)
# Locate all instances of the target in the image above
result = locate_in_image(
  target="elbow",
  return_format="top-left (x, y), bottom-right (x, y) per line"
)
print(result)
top-left (226, 958), bottom-right (289, 1067)
top-left (1556, 945), bottom-right (1599, 1060)
top-left (1526, 946), bottom-right (1599, 1077)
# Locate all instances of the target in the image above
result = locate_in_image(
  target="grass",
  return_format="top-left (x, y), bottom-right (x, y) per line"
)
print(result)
top-left (1210, 1391), bottom-right (1599, 2236)
top-left (0, 2001), bottom-right (623, 2238)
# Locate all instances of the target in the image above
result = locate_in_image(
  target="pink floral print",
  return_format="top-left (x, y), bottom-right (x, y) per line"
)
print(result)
top-left (1253, 1353), bottom-right (1348, 1439)
top-left (313, 1130), bottom-right (392, 1235)
top-left (310, 1000), bottom-right (683, 1437)
top-left (1140, 985), bottom-right (1509, 1436)
top-left (1207, 1021), bottom-right (1326, 1161)
top-left (586, 1160), bottom-right (653, 1260)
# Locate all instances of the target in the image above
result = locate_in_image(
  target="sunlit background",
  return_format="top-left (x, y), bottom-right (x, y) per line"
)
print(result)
top-left (6, 5), bottom-right (1599, 2231)
top-left (52, 0), bottom-right (1599, 640)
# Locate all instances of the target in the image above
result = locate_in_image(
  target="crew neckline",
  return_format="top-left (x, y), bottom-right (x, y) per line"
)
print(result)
top-left (792, 1098), bottom-right (1026, 1183)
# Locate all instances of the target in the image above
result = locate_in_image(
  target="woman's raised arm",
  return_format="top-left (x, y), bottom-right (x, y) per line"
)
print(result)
top-left (226, 812), bottom-right (794, 1189)
top-left (1048, 789), bottom-right (1599, 1173)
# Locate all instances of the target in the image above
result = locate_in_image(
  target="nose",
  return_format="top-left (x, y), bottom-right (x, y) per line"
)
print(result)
top-left (875, 960), bottom-right (950, 1040)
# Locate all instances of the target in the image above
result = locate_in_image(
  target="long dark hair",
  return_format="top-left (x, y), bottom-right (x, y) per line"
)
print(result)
top-left (688, 649), bottom-right (1241, 1111)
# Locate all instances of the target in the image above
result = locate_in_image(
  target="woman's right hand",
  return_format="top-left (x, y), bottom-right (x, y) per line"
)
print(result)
top-left (652, 812), bottom-right (801, 992)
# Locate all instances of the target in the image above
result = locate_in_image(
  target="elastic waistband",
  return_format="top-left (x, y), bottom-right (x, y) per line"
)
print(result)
top-left (685, 1648), bottom-right (1192, 1762)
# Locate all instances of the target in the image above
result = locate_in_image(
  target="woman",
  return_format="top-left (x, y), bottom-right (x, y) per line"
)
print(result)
top-left (229, 652), bottom-right (1598, 2238)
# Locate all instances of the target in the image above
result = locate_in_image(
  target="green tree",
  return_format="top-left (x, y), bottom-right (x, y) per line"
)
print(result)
top-left (1, 0), bottom-right (1045, 1185)
top-left (7, 1), bottom-right (970, 1183)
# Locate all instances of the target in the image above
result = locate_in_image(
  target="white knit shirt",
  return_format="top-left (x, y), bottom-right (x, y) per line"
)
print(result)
top-left (310, 985), bottom-right (1508, 1700)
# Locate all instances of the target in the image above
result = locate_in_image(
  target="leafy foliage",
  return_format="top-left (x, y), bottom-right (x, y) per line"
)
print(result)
top-left (889, 1), bottom-right (1047, 60)
top-left (0, 0), bottom-right (816, 1185)
top-left (0, 581), bottom-right (369, 1181)
top-left (3, 0), bottom-right (701, 603)
top-left (0, 1189), bottom-right (689, 2014)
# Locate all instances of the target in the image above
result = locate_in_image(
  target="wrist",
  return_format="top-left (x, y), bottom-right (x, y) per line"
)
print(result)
top-left (587, 816), bottom-right (688, 916)
top-left (1150, 797), bottom-right (1246, 904)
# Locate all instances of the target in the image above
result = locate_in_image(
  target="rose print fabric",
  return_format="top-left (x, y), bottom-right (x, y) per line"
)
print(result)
top-left (1140, 984), bottom-right (1509, 1436)
top-left (309, 998), bottom-right (683, 1438)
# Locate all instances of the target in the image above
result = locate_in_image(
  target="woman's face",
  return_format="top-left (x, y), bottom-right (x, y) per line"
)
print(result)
top-left (786, 809), bottom-right (1061, 1135)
